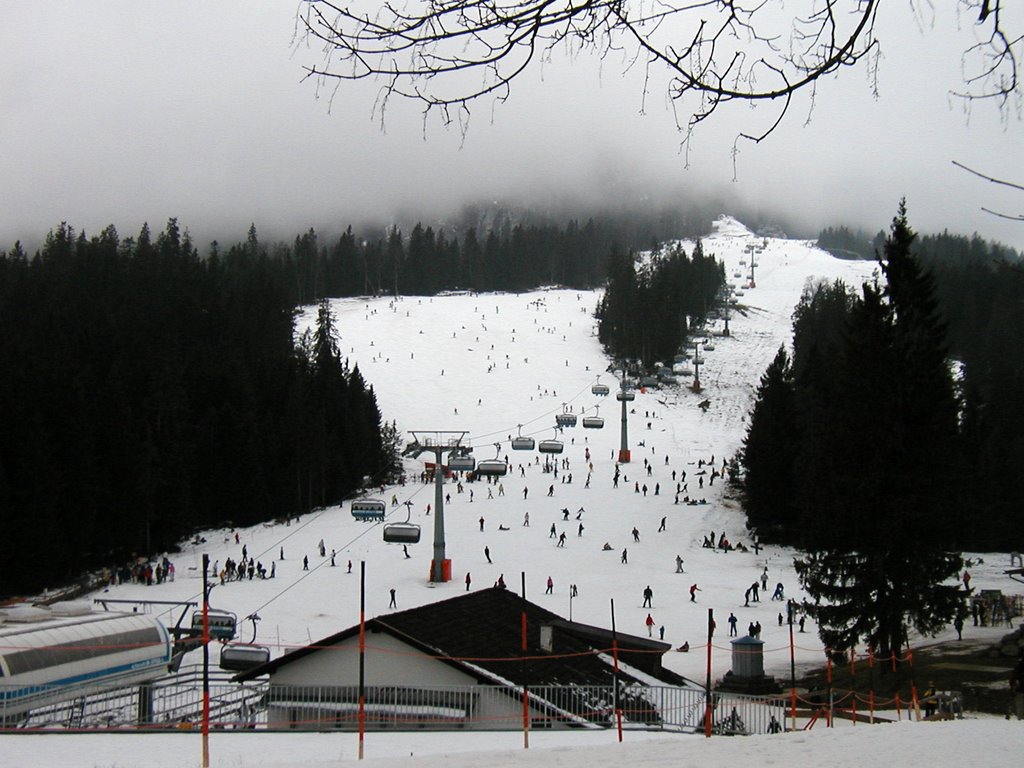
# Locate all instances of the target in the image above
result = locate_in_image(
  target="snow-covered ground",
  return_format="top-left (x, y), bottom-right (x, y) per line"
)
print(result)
top-left (4, 216), bottom-right (1020, 766)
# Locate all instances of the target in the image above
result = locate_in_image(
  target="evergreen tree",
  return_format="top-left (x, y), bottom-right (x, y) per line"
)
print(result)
top-left (795, 203), bottom-right (964, 662)
top-left (739, 346), bottom-right (799, 540)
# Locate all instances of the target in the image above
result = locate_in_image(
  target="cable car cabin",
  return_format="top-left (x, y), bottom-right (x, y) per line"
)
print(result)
top-left (475, 459), bottom-right (508, 477)
top-left (582, 416), bottom-right (604, 429)
top-left (511, 436), bottom-right (535, 451)
top-left (640, 376), bottom-right (659, 388)
top-left (0, 608), bottom-right (172, 720)
top-left (703, 343), bottom-right (716, 351)
top-left (351, 499), bottom-right (386, 521)
top-left (616, 390), bottom-right (636, 401)
top-left (382, 522), bottom-right (421, 545)
top-left (592, 383), bottom-right (610, 396)
top-left (555, 413), bottom-right (577, 428)
top-left (538, 439), bottom-right (564, 454)
top-left (219, 643), bottom-right (271, 672)
top-left (190, 608), bottom-right (237, 642)
top-left (448, 454), bottom-right (476, 472)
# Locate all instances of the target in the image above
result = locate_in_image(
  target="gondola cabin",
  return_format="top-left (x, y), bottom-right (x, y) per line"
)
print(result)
top-left (382, 522), bottom-right (421, 544)
top-left (219, 643), bottom-right (271, 672)
top-left (582, 416), bottom-right (604, 429)
top-left (0, 606), bottom-right (172, 720)
top-left (591, 383), bottom-right (610, 396)
top-left (351, 499), bottom-right (386, 521)
top-left (555, 413), bottom-right (577, 428)
top-left (616, 390), bottom-right (635, 401)
top-left (448, 454), bottom-right (476, 472)
top-left (190, 608), bottom-right (237, 642)
top-left (538, 439), bottom-right (564, 454)
top-left (475, 459), bottom-right (508, 477)
top-left (511, 436), bottom-right (535, 451)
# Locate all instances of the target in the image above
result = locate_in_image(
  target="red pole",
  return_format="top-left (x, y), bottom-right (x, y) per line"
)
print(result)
top-left (201, 554), bottom-right (210, 768)
top-left (850, 647), bottom-right (857, 727)
top-left (704, 608), bottom-right (714, 738)
top-left (610, 599), bottom-right (623, 742)
top-left (521, 607), bottom-right (529, 748)
top-left (868, 647), bottom-right (875, 724)
top-left (826, 655), bottom-right (833, 727)
top-left (520, 573), bottom-right (528, 745)
top-left (358, 562), bottom-right (366, 759)
top-left (788, 603), bottom-right (796, 731)
top-left (909, 648), bottom-right (921, 721)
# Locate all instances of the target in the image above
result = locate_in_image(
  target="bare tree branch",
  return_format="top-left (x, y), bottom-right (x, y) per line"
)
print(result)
top-left (295, 0), bottom-right (1022, 142)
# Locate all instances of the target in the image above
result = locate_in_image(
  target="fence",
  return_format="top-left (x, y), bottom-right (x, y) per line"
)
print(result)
top-left (1, 673), bottom-right (794, 735)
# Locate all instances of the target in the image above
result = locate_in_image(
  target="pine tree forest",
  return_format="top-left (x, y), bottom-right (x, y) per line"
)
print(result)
top-left (741, 202), bottom-right (1023, 663)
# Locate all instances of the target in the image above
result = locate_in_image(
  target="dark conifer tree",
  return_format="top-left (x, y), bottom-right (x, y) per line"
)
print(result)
top-left (795, 203), bottom-right (963, 662)
top-left (739, 346), bottom-right (799, 540)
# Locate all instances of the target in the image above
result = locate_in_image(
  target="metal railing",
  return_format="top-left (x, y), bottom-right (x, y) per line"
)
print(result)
top-left (3, 675), bottom-right (797, 734)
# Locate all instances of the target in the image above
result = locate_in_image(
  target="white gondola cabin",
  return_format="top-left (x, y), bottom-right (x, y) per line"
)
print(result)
top-left (448, 454), bottom-right (476, 472)
top-left (475, 459), bottom-right (508, 477)
top-left (582, 416), bottom-right (604, 429)
top-left (555, 413), bottom-right (577, 428)
top-left (538, 439), bottom-right (564, 454)
top-left (511, 436), bottom-right (535, 451)
top-left (591, 383), bottom-right (610, 396)
top-left (219, 643), bottom-right (271, 672)
top-left (351, 499), bottom-right (386, 521)
top-left (190, 608), bottom-right (238, 642)
top-left (382, 522), bottom-right (421, 544)
top-left (616, 390), bottom-right (635, 401)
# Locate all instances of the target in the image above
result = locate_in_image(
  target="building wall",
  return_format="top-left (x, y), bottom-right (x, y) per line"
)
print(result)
top-left (265, 630), bottom-right (572, 730)
top-left (271, 631), bottom-right (477, 688)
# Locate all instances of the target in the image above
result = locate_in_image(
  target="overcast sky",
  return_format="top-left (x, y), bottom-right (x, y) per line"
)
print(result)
top-left (2, 2), bottom-right (1022, 251)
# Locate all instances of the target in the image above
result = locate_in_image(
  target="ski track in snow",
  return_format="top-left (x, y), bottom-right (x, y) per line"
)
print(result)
top-left (8, 216), bottom-right (1020, 767)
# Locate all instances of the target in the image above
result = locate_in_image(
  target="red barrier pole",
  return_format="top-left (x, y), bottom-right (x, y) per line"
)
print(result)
top-left (895, 692), bottom-right (902, 721)
top-left (788, 603), bottom-right (797, 731)
top-left (201, 554), bottom-right (210, 768)
top-left (826, 655), bottom-right (833, 727)
top-left (611, 599), bottom-right (623, 742)
top-left (521, 572), bottom-right (529, 748)
top-left (868, 646), bottom-right (875, 724)
top-left (850, 647), bottom-right (857, 727)
top-left (358, 561), bottom-right (366, 759)
top-left (704, 608), bottom-right (714, 738)
top-left (909, 648), bottom-right (921, 721)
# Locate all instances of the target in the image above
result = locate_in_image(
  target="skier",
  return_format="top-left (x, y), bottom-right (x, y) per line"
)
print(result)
top-left (546, 576), bottom-right (554, 595)
top-left (465, 572), bottom-right (472, 591)
top-left (621, 548), bottom-right (628, 564)
top-left (484, 546), bottom-right (492, 563)
top-left (728, 612), bottom-right (738, 637)
top-left (389, 588), bottom-right (397, 608)
top-left (645, 613), bottom-right (655, 637)
top-left (689, 584), bottom-right (700, 602)
top-left (675, 555), bottom-right (685, 573)
top-left (642, 585), bottom-right (653, 608)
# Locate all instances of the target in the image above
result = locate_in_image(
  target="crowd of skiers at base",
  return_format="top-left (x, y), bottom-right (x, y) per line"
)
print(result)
top-left (108, 557), bottom-right (175, 587)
